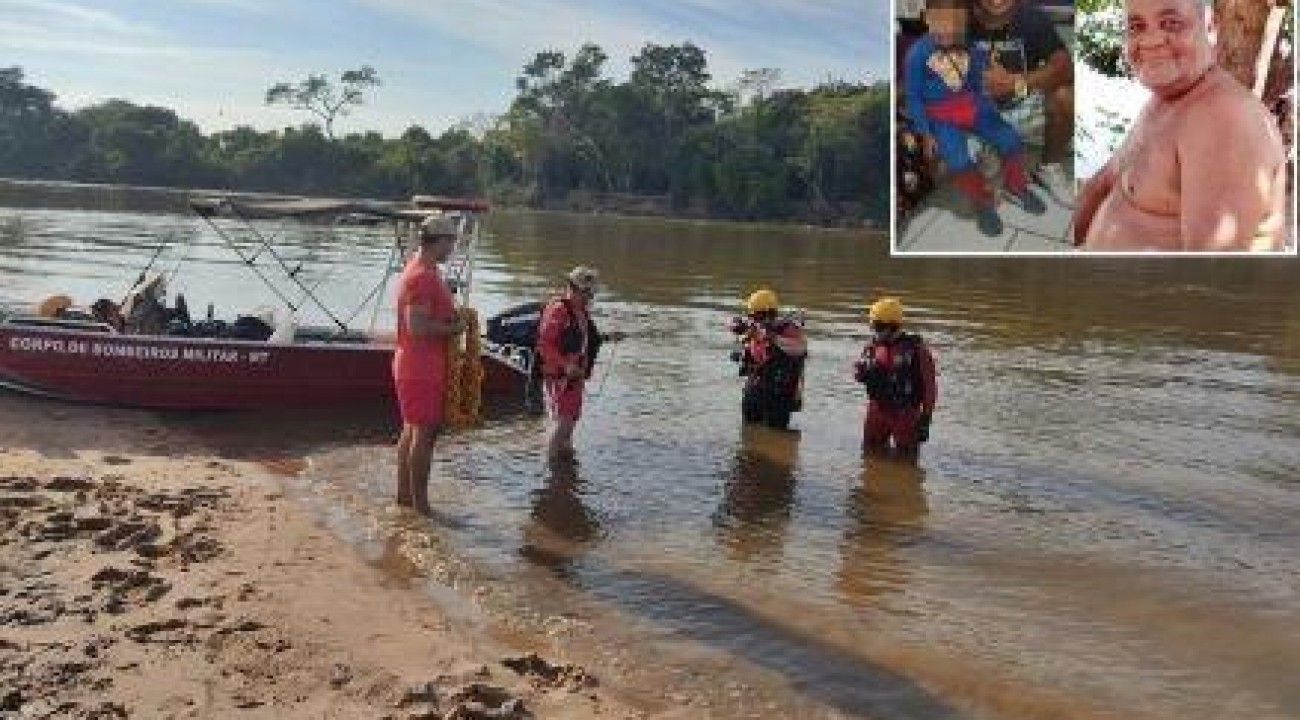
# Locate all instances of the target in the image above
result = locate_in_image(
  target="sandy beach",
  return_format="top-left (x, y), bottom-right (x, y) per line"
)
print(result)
top-left (0, 396), bottom-right (667, 720)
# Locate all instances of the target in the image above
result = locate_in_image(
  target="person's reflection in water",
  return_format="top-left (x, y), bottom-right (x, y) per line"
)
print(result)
top-left (519, 456), bottom-right (603, 581)
top-left (713, 424), bottom-right (800, 566)
top-left (835, 459), bottom-right (930, 611)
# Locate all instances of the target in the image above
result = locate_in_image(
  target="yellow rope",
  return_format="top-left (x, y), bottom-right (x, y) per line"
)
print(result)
top-left (444, 307), bottom-right (484, 428)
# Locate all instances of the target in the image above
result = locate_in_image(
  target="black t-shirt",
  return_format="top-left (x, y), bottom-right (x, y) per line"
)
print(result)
top-left (968, 3), bottom-right (1065, 75)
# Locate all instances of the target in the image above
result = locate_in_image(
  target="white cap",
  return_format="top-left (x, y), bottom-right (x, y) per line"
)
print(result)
top-left (567, 266), bottom-right (598, 293)
top-left (419, 215), bottom-right (459, 240)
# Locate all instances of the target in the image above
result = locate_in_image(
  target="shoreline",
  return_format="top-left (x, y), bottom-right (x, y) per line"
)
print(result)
top-left (0, 397), bottom-right (659, 719)
top-left (0, 177), bottom-right (882, 233)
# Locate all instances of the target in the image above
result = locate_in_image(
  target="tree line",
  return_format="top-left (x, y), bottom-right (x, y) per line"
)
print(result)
top-left (0, 42), bottom-right (888, 225)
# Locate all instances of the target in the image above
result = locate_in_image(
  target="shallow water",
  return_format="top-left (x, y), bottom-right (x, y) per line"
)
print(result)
top-left (2, 190), bottom-right (1299, 719)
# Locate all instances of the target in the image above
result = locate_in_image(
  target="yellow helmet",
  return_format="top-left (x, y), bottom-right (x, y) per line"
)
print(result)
top-left (867, 297), bottom-right (904, 325)
top-left (745, 288), bottom-right (779, 314)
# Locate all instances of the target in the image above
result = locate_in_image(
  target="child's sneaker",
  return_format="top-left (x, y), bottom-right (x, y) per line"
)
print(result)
top-left (976, 207), bottom-right (1003, 237)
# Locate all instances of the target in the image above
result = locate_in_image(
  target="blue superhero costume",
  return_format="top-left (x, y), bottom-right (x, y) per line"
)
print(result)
top-left (903, 34), bottom-right (1029, 208)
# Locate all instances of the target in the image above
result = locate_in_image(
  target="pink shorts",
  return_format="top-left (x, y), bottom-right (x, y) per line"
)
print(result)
top-left (544, 377), bottom-right (585, 422)
top-left (394, 374), bottom-right (445, 427)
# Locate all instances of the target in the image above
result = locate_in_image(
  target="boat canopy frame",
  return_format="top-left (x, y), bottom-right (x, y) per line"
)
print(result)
top-left (184, 194), bottom-right (490, 336)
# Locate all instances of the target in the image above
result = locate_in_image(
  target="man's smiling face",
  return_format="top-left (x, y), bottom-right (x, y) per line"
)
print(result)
top-left (1125, 0), bottom-right (1214, 95)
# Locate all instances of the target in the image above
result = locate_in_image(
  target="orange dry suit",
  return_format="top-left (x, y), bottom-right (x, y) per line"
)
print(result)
top-left (854, 332), bottom-right (937, 450)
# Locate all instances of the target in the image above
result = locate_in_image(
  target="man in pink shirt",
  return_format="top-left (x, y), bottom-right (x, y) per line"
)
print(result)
top-left (392, 216), bottom-right (465, 516)
top-left (536, 266), bottom-right (625, 462)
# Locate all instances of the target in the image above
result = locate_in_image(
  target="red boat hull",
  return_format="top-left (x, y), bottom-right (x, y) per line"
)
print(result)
top-left (0, 325), bottom-right (527, 411)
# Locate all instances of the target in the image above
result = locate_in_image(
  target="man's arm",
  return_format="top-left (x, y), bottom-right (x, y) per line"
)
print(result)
top-left (402, 276), bottom-right (463, 338)
top-left (1178, 94), bottom-right (1281, 250)
top-left (1026, 48), bottom-right (1072, 94)
top-left (1071, 161), bottom-right (1117, 246)
top-left (404, 304), bottom-right (463, 338)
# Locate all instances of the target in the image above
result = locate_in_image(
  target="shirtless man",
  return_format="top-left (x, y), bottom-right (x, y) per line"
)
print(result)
top-left (1074, 0), bottom-right (1289, 251)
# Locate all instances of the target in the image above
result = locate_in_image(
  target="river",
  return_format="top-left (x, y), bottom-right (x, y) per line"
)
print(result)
top-left (2, 185), bottom-right (1298, 719)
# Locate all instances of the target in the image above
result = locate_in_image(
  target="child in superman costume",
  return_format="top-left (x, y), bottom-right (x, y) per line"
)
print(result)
top-left (904, 0), bottom-right (1045, 236)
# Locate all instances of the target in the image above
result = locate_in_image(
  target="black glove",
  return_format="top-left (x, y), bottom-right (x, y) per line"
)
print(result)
top-left (853, 360), bottom-right (869, 385)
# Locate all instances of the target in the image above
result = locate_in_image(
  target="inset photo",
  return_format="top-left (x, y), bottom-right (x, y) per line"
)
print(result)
top-left (894, 0), bottom-right (1077, 253)
top-left (894, 0), bottom-right (1297, 255)
top-left (1074, 0), bottom-right (1295, 252)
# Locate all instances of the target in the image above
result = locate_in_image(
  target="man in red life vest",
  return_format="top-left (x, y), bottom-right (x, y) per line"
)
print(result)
top-left (729, 289), bottom-right (807, 430)
top-left (854, 297), bottom-right (938, 457)
top-left (536, 266), bottom-right (625, 462)
top-left (392, 216), bottom-right (465, 516)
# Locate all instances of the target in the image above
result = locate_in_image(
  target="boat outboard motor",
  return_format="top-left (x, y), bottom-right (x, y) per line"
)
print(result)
top-left (190, 302), bottom-right (223, 338)
top-left (191, 319), bottom-right (227, 338)
top-left (227, 315), bottom-right (274, 341)
top-left (485, 301), bottom-right (545, 348)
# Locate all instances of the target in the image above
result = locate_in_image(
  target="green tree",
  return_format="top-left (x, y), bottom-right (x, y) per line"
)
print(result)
top-left (630, 43), bottom-right (721, 139)
top-left (626, 43), bottom-right (730, 194)
top-left (74, 100), bottom-right (221, 186)
top-left (265, 66), bottom-right (381, 140)
top-left (510, 44), bottom-right (613, 198)
top-left (1076, 0), bottom-right (1121, 11)
top-left (1, 60), bottom-right (890, 226)
top-left (0, 67), bottom-right (75, 178)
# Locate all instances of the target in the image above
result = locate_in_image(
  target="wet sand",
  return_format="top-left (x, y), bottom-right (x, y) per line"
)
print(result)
top-left (0, 398), bottom-right (658, 720)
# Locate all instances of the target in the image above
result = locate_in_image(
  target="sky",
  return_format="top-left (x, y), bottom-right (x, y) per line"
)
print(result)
top-left (1, 0), bottom-right (888, 137)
